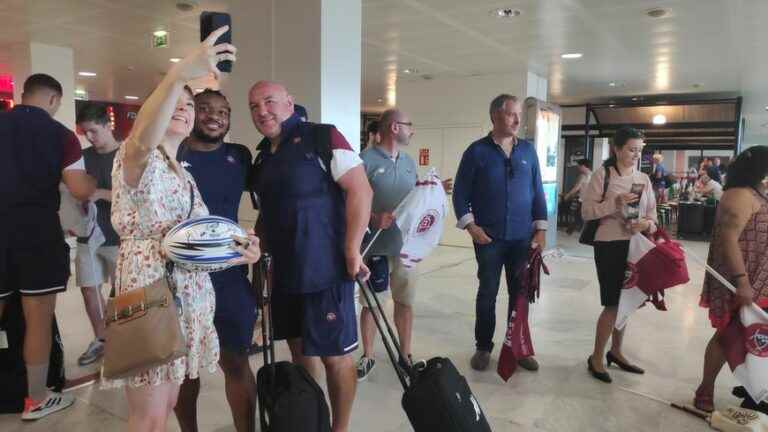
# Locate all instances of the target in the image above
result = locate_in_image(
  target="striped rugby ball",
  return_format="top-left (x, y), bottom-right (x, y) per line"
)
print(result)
top-left (162, 215), bottom-right (246, 272)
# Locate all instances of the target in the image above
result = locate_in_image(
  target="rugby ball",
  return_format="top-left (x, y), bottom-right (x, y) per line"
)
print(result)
top-left (162, 215), bottom-right (247, 272)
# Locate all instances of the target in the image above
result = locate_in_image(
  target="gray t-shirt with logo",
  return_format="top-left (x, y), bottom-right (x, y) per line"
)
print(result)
top-left (361, 146), bottom-right (417, 256)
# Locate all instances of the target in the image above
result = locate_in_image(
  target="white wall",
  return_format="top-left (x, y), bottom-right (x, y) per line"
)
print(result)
top-left (398, 72), bottom-right (527, 247)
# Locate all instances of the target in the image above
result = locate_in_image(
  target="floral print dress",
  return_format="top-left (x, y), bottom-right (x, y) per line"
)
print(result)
top-left (102, 146), bottom-right (219, 388)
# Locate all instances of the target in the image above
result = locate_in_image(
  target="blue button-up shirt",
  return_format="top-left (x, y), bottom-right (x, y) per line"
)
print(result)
top-left (452, 134), bottom-right (548, 241)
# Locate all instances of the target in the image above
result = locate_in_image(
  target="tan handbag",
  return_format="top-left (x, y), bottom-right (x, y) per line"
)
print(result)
top-left (102, 174), bottom-right (195, 380)
top-left (102, 271), bottom-right (187, 379)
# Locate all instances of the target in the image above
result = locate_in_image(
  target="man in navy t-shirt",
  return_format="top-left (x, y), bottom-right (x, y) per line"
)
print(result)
top-left (0, 74), bottom-right (94, 420)
top-left (174, 89), bottom-right (256, 432)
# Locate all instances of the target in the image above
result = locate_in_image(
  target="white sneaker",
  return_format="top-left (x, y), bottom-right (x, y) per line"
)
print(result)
top-left (77, 339), bottom-right (104, 366)
top-left (22, 392), bottom-right (75, 421)
top-left (356, 356), bottom-right (376, 382)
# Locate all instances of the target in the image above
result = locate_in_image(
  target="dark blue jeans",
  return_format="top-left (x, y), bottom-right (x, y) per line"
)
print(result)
top-left (473, 239), bottom-right (529, 353)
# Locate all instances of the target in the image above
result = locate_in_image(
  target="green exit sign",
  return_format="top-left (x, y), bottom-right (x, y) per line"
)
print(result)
top-left (152, 31), bottom-right (169, 49)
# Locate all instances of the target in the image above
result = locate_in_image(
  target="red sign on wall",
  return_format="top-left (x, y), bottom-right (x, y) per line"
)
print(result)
top-left (419, 148), bottom-right (429, 166)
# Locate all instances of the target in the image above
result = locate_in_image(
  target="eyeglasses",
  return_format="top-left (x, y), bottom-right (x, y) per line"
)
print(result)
top-left (396, 121), bottom-right (413, 127)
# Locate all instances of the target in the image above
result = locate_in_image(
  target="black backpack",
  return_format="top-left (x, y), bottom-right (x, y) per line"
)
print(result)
top-left (253, 256), bottom-right (331, 432)
top-left (0, 293), bottom-right (66, 413)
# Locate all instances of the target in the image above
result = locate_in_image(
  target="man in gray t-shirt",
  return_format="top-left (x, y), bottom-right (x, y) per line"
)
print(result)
top-left (357, 109), bottom-right (451, 381)
top-left (73, 103), bottom-right (121, 366)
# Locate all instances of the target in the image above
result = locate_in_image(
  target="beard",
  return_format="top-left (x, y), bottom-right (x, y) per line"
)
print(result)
top-left (192, 124), bottom-right (229, 143)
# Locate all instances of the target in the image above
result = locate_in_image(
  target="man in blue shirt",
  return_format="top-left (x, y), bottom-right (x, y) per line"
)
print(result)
top-left (174, 89), bottom-right (257, 432)
top-left (453, 94), bottom-right (547, 372)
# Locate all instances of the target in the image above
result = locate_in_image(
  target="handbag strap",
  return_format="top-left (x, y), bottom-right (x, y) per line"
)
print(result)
top-left (599, 167), bottom-right (611, 202)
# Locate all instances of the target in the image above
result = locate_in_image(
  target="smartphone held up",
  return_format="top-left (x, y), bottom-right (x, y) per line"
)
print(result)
top-left (200, 11), bottom-right (233, 73)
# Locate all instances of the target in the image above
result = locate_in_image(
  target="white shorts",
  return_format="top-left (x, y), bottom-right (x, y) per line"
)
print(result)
top-left (75, 243), bottom-right (118, 287)
top-left (359, 256), bottom-right (419, 307)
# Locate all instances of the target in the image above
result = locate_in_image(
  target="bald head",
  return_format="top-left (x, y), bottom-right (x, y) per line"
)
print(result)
top-left (379, 108), bottom-right (413, 146)
top-left (249, 80), bottom-right (294, 139)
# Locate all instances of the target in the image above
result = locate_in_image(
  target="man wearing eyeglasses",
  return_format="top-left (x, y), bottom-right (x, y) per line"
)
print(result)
top-left (453, 94), bottom-right (547, 373)
top-left (356, 109), bottom-right (452, 382)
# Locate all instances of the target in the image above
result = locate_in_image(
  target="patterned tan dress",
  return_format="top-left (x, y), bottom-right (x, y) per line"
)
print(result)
top-left (700, 188), bottom-right (768, 329)
top-left (102, 146), bottom-right (219, 388)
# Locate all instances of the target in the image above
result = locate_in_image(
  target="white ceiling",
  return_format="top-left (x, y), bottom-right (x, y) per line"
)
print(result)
top-left (1, 0), bottom-right (767, 141)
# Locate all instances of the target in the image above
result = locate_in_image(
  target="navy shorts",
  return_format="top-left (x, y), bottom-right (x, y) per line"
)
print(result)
top-left (0, 229), bottom-right (70, 299)
top-left (210, 265), bottom-right (258, 354)
top-left (271, 280), bottom-right (358, 357)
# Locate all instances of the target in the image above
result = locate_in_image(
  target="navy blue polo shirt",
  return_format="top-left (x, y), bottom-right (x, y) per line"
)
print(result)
top-left (251, 113), bottom-right (359, 294)
top-left (453, 135), bottom-right (547, 241)
top-left (177, 142), bottom-right (252, 222)
top-left (177, 141), bottom-right (253, 288)
top-left (1, 105), bottom-right (82, 243)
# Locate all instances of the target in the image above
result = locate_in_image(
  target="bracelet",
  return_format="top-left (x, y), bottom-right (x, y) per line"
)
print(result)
top-left (732, 273), bottom-right (748, 280)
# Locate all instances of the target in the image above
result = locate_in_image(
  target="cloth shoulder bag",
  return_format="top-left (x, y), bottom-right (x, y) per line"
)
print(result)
top-left (102, 157), bottom-right (194, 380)
top-left (579, 167), bottom-right (611, 246)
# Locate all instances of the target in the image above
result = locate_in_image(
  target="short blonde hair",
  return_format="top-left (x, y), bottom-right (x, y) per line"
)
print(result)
top-left (653, 153), bottom-right (663, 162)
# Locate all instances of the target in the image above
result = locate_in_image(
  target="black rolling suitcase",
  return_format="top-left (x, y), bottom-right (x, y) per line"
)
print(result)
top-left (253, 255), bottom-right (331, 432)
top-left (357, 278), bottom-right (492, 432)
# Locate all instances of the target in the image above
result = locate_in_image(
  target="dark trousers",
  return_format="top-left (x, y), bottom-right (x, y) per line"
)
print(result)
top-left (473, 239), bottom-right (529, 353)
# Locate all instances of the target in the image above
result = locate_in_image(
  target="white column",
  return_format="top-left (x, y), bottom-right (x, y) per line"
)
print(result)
top-left (224, 0), bottom-right (361, 151)
top-left (223, 0), bottom-right (362, 222)
top-left (319, 0), bottom-right (361, 151)
top-left (525, 71), bottom-right (548, 102)
top-left (11, 42), bottom-right (76, 129)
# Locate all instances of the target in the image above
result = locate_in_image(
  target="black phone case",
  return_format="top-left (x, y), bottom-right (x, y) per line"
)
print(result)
top-left (200, 12), bottom-right (232, 73)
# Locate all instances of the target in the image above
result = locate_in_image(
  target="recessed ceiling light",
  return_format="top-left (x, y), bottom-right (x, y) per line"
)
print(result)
top-left (652, 114), bottom-right (667, 125)
top-left (646, 8), bottom-right (669, 19)
top-left (561, 53), bottom-right (583, 59)
top-left (125, 95), bottom-right (139, 100)
top-left (169, 58), bottom-right (181, 63)
top-left (632, 97), bottom-right (639, 101)
top-left (376, 97), bottom-right (384, 103)
top-left (491, 8), bottom-right (522, 18)
top-left (402, 68), bottom-right (418, 74)
top-left (609, 82), bottom-right (616, 87)
top-left (78, 71), bottom-right (97, 77)
top-left (153, 30), bottom-right (168, 37)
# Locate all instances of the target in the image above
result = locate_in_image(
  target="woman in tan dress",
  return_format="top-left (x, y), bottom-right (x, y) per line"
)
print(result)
top-left (695, 146), bottom-right (768, 412)
top-left (106, 28), bottom-right (261, 431)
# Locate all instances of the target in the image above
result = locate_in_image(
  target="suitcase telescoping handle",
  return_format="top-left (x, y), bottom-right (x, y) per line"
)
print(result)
top-left (355, 277), bottom-right (416, 390)
top-left (253, 254), bottom-right (275, 365)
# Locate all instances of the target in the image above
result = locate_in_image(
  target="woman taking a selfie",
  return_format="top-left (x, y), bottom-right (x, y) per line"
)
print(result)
top-left (104, 27), bottom-right (261, 431)
top-left (581, 127), bottom-right (657, 383)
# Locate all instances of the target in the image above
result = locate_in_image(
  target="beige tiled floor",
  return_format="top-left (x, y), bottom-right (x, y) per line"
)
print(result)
top-left (0, 232), bottom-right (726, 431)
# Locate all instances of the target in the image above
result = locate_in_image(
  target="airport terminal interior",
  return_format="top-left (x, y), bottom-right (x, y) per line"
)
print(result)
top-left (1, 0), bottom-right (768, 431)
